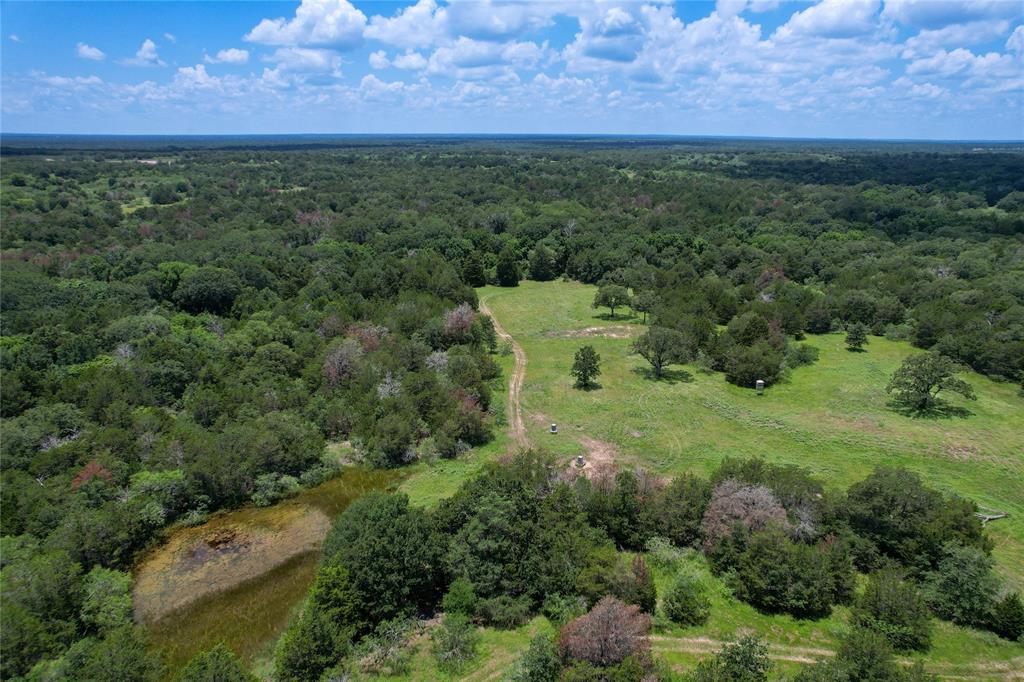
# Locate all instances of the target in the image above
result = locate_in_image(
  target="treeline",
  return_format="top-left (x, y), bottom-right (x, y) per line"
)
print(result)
top-left (4, 147), bottom-right (1024, 392)
top-left (260, 452), bottom-right (1021, 682)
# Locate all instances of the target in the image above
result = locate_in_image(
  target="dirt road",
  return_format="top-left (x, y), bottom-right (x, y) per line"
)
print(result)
top-left (480, 299), bottom-right (529, 449)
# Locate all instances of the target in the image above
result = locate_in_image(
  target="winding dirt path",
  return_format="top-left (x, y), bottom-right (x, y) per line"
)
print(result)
top-left (480, 299), bottom-right (529, 450)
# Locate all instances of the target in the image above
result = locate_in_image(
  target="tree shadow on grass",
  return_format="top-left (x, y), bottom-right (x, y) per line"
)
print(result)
top-left (574, 382), bottom-right (603, 391)
top-left (631, 366), bottom-right (693, 384)
top-left (592, 312), bottom-right (640, 323)
top-left (887, 399), bottom-right (973, 420)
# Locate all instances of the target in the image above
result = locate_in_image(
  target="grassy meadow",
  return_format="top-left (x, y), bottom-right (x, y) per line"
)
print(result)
top-left (393, 279), bottom-right (1024, 679)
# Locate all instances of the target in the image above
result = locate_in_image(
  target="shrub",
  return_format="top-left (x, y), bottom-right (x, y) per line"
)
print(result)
top-left (691, 635), bottom-right (771, 682)
top-left (561, 655), bottom-right (649, 682)
top-left (623, 556), bottom-right (657, 614)
top-left (176, 644), bottom-right (256, 682)
top-left (645, 536), bottom-right (687, 569)
top-left (654, 473), bottom-right (712, 548)
top-left (845, 323), bottom-right (869, 351)
top-left (51, 627), bottom-right (164, 682)
top-left (250, 473), bottom-right (300, 507)
top-left (431, 614), bottom-right (480, 672)
top-left (834, 628), bottom-right (900, 682)
top-left (273, 607), bottom-right (349, 682)
top-left (509, 634), bottom-right (561, 682)
top-left (922, 541), bottom-right (999, 628)
top-left (732, 528), bottom-right (843, 618)
top-left (794, 627), bottom-right (911, 682)
top-left (989, 592), bottom-right (1024, 642)
top-left (349, 617), bottom-right (416, 676)
top-left (662, 571), bottom-right (711, 626)
top-left (80, 566), bottom-right (133, 635)
top-left (723, 341), bottom-right (783, 388)
top-left (558, 597), bottom-right (651, 667)
top-left (442, 577), bottom-right (478, 616)
top-left (298, 460), bottom-right (340, 488)
top-left (576, 550), bottom-right (657, 613)
top-left (785, 343), bottom-right (820, 368)
top-left (541, 593), bottom-right (587, 627)
top-left (852, 569), bottom-right (932, 652)
top-left (476, 595), bottom-right (532, 629)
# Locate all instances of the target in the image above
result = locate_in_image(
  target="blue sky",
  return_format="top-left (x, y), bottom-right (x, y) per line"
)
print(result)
top-left (1, 0), bottom-right (1022, 139)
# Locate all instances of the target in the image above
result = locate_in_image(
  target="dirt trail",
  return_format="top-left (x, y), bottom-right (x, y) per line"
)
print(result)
top-left (651, 635), bottom-right (830, 664)
top-left (480, 299), bottom-right (529, 449)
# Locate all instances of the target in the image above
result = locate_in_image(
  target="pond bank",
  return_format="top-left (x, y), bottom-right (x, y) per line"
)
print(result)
top-left (133, 468), bottom-right (399, 671)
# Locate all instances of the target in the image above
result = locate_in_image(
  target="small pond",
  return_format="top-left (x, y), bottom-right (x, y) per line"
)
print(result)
top-left (133, 468), bottom-right (399, 672)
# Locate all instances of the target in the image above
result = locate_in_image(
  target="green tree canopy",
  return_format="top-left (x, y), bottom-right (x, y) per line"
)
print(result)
top-left (887, 352), bottom-right (976, 412)
top-left (632, 327), bottom-right (689, 379)
top-left (496, 247), bottom-right (521, 287)
top-left (571, 345), bottom-right (601, 389)
top-left (592, 285), bottom-right (631, 318)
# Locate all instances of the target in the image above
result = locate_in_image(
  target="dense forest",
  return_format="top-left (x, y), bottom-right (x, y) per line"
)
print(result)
top-left (1, 140), bottom-right (1022, 680)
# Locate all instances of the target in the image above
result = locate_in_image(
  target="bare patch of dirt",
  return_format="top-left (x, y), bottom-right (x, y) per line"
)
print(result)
top-left (133, 505), bottom-right (331, 623)
top-left (560, 436), bottom-right (620, 481)
top-left (651, 635), bottom-right (832, 664)
top-left (547, 325), bottom-right (639, 339)
top-left (944, 442), bottom-right (984, 461)
top-left (530, 412), bottom-right (553, 426)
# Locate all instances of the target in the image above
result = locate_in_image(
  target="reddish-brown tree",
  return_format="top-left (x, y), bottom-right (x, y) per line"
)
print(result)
top-left (701, 479), bottom-right (790, 552)
top-left (558, 596), bottom-right (651, 667)
top-left (71, 459), bottom-right (113, 490)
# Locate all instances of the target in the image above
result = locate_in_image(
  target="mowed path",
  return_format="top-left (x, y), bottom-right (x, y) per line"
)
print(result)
top-left (480, 299), bottom-right (529, 449)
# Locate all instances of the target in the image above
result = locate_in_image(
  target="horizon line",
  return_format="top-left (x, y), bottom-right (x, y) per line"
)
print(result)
top-left (2, 131), bottom-right (1023, 145)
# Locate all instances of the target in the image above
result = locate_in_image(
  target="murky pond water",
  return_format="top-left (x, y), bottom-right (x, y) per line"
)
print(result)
top-left (134, 468), bottom-right (399, 672)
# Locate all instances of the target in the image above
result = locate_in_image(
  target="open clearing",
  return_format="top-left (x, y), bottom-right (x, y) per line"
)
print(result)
top-left (477, 280), bottom-right (1024, 589)
top-left (395, 279), bottom-right (1024, 680)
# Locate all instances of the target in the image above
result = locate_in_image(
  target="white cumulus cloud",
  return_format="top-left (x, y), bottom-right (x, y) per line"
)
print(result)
top-left (76, 42), bottom-right (105, 61)
top-left (394, 51), bottom-right (428, 70)
top-left (205, 48), bottom-right (250, 64)
top-left (365, 0), bottom-right (447, 48)
top-left (776, 0), bottom-right (882, 40)
top-left (123, 38), bottom-right (165, 66)
top-left (1008, 25), bottom-right (1024, 53)
top-left (246, 0), bottom-right (366, 49)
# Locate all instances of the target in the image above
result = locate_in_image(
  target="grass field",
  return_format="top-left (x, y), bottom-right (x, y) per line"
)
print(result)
top-left (394, 279), bottom-right (1024, 679)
